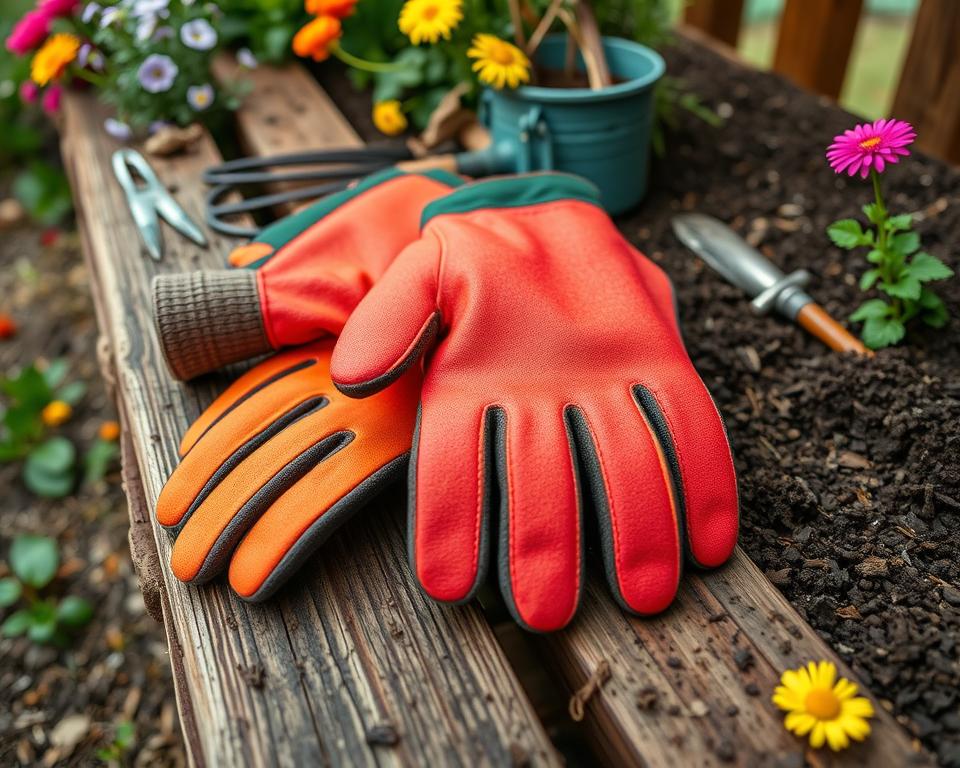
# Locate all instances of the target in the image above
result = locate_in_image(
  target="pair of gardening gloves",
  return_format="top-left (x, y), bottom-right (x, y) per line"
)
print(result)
top-left (152, 169), bottom-right (739, 632)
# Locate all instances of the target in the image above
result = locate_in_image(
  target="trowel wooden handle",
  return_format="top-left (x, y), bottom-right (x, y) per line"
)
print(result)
top-left (396, 154), bottom-right (459, 174)
top-left (797, 303), bottom-right (872, 356)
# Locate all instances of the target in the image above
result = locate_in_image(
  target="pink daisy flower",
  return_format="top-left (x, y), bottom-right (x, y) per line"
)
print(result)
top-left (826, 119), bottom-right (916, 179)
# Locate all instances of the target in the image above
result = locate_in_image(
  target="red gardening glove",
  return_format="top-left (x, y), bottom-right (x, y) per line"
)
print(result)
top-left (152, 169), bottom-right (461, 380)
top-left (331, 174), bottom-right (739, 632)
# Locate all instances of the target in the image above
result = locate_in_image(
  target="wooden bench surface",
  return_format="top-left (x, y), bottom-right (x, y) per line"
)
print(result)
top-left (60, 54), bottom-right (931, 767)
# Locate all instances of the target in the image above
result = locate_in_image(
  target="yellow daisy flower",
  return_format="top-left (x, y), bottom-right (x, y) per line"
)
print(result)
top-left (398, 0), bottom-right (462, 45)
top-left (773, 660), bottom-right (875, 751)
top-left (372, 100), bottom-right (408, 136)
top-left (31, 33), bottom-right (80, 87)
top-left (467, 34), bottom-right (531, 90)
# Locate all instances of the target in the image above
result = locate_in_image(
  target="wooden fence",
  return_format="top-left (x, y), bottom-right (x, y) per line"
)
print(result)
top-left (683, 0), bottom-right (960, 164)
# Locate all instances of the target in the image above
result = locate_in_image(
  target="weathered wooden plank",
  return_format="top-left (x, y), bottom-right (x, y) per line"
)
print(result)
top-left (541, 550), bottom-right (929, 766)
top-left (773, 0), bottom-right (864, 100)
top-left (60, 91), bottom-right (558, 767)
top-left (892, 0), bottom-right (960, 165)
top-left (683, 0), bottom-right (746, 48)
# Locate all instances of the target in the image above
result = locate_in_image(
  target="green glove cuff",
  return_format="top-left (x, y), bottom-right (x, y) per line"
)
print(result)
top-left (152, 270), bottom-right (270, 381)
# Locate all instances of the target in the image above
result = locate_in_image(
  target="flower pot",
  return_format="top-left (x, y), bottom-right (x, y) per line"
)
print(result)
top-left (460, 35), bottom-right (665, 214)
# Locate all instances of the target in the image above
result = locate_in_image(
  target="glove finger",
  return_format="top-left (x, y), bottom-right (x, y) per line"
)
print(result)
top-left (635, 372), bottom-right (738, 569)
top-left (159, 356), bottom-right (332, 531)
top-left (575, 392), bottom-right (682, 615)
top-left (178, 341), bottom-right (333, 456)
top-left (167, 399), bottom-right (354, 584)
top-left (409, 397), bottom-right (489, 604)
top-left (494, 405), bottom-right (582, 632)
top-left (227, 442), bottom-right (409, 601)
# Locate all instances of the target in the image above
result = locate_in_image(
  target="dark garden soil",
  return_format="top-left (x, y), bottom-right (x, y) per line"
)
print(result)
top-left (324, 38), bottom-right (960, 764)
top-left (0, 225), bottom-right (185, 766)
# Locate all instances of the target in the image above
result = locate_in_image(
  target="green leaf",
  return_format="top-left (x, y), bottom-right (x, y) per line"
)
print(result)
top-left (908, 252), bottom-right (954, 282)
top-left (890, 231), bottom-right (920, 256)
top-left (42, 359), bottom-right (68, 389)
top-left (866, 249), bottom-right (884, 265)
top-left (56, 596), bottom-right (93, 628)
top-left (918, 288), bottom-right (949, 328)
top-left (827, 219), bottom-right (870, 249)
top-left (1, 365), bottom-right (52, 410)
top-left (885, 214), bottom-right (913, 232)
top-left (10, 534), bottom-right (59, 588)
top-left (23, 461), bottom-right (75, 498)
top-left (862, 315), bottom-right (906, 349)
top-left (850, 298), bottom-right (891, 322)
top-left (27, 437), bottom-right (76, 474)
top-left (881, 275), bottom-right (922, 301)
top-left (56, 381), bottom-right (86, 406)
top-left (1, 609), bottom-right (32, 637)
top-left (27, 618), bottom-right (57, 644)
top-left (862, 203), bottom-right (884, 225)
top-left (0, 577), bottom-right (22, 607)
top-left (859, 269), bottom-right (881, 291)
top-left (84, 439), bottom-right (119, 486)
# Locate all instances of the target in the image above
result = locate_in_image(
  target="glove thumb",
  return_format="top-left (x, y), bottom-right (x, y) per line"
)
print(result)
top-left (331, 236), bottom-right (440, 398)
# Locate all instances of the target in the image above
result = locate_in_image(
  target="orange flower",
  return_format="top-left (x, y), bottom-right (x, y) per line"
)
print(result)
top-left (30, 33), bottom-right (80, 86)
top-left (293, 16), bottom-right (342, 62)
top-left (305, 0), bottom-right (357, 18)
top-left (99, 421), bottom-right (121, 442)
top-left (41, 400), bottom-right (72, 427)
top-left (0, 312), bottom-right (16, 339)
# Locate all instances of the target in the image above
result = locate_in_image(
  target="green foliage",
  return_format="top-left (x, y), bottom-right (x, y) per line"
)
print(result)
top-left (12, 161), bottom-right (73, 225)
top-left (830, 175), bottom-right (953, 349)
top-left (97, 721), bottom-right (135, 765)
top-left (84, 436), bottom-right (121, 486)
top-left (0, 359), bottom-right (87, 497)
top-left (0, 534), bottom-right (93, 647)
top-left (221, 0), bottom-right (310, 63)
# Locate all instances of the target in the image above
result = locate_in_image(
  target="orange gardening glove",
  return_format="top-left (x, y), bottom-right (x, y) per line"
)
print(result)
top-left (152, 168), bottom-right (461, 380)
top-left (155, 340), bottom-right (419, 601)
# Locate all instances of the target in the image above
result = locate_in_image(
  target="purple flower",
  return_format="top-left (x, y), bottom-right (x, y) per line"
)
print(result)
top-left (187, 83), bottom-right (214, 111)
top-left (237, 47), bottom-right (257, 69)
top-left (138, 53), bottom-right (178, 93)
top-left (104, 118), bottom-right (132, 140)
top-left (136, 13), bottom-right (158, 41)
top-left (81, 2), bottom-right (101, 23)
top-left (149, 120), bottom-right (172, 135)
top-left (99, 6), bottom-right (121, 27)
top-left (180, 18), bottom-right (217, 50)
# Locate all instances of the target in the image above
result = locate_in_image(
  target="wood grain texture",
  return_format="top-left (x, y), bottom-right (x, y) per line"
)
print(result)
top-left (773, 0), bottom-right (864, 100)
top-left (59, 91), bottom-right (557, 768)
top-left (683, 0), bottom-right (746, 48)
top-left (892, 0), bottom-right (960, 165)
top-left (544, 550), bottom-right (929, 766)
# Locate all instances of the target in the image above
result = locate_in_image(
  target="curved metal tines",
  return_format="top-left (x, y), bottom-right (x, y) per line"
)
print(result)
top-left (202, 146), bottom-right (412, 186)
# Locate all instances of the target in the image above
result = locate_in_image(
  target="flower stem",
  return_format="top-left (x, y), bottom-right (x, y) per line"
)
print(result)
top-left (71, 67), bottom-right (108, 89)
top-left (331, 45), bottom-right (406, 74)
top-left (870, 169), bottom-right (902, 319)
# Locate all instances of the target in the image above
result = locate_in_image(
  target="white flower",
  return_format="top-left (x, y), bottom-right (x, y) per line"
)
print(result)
top-left (99, 6), bottom-right (122, 26)
top-left (187, 83), bottom-right (215, 111)
top-left (136, 13), bottom-right (158, 42)
top-left (237, 47), bottom-right (258, 69)
top-left (180, 18), bottom-right (217, 51)
top-left (131, 0), bottom-right (169, 17)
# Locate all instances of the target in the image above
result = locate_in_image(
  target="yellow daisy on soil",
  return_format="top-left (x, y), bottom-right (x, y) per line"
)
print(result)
top-left (31, 33), bottom-right (80, 87)
top-left (467, 34), bottom-right (531, 90)
top-left (773, 660), bottom-right (874, 751)
top-left (398, 0), bottom-right (462, 45)
top-left (372, 100), bottom-right (407, 136)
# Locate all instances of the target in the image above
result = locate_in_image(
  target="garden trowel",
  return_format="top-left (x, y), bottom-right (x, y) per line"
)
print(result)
top-left (672, 213), bottom-right (869, 355)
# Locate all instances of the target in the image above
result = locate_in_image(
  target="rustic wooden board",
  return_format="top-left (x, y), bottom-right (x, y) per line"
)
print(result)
top-left (773, 0), bottom-right (864, 100)
top-left (214, 60), bottom-right (929, 767)
top-left (59, 92), bottom-right (557, 768)
top-left (683, 0), bottom-right (746, 48)
top-left (892, 0), bottom-right (960, 165)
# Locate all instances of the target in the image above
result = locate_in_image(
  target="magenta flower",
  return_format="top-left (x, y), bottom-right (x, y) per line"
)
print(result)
top-left (826, 119), bottom-right (916, 179)
top-left (42, 85), bottom-right (63, 115)
top-left (5, 10), bottom-right (51, 55)
top-left (20, 81), bottom-right (39, 104)
top-left (38, 0), bottom-right (79, 18)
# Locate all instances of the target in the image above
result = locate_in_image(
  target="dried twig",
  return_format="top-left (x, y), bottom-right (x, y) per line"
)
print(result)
top-left (507, 0), bottom-right (527, 48)
top-left (526, 0), bottom-right (565, 56)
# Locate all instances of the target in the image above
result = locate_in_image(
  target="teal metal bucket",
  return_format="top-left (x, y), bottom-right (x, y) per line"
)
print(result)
top-left (457, 35), bottom-right (665, 214)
